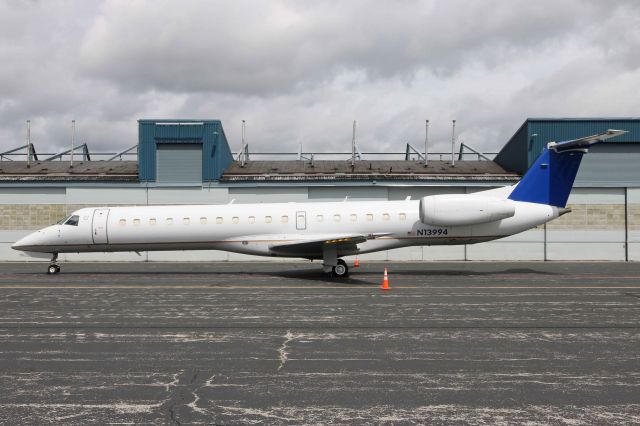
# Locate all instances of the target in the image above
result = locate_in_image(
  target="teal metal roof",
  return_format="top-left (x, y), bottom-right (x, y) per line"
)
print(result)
top-left (526, 117), bottom-right (640, 121)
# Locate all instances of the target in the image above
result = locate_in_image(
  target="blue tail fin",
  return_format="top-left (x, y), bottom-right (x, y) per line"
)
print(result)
top-left (508, 148), bottom-right (582, 207)
top-left (508, 130), bottom-right (627, 207)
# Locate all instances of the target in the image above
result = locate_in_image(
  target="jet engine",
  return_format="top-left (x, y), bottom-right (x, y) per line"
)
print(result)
top-left (419, 195), bottom-right (516, 226)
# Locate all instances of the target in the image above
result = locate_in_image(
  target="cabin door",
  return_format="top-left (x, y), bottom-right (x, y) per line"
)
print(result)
top-left (296, 211), bottom-right (307, 230)
top-left (92, 208), bottom-right (110, 244)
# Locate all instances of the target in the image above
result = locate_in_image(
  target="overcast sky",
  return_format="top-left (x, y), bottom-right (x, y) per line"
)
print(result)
top-left (0, 0), bottom-right (639, 158)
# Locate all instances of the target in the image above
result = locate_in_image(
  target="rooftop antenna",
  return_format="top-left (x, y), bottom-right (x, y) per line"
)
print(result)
top-left (351, 120), bottom-right (356, 167)
top-left (26, 120), bottom-right (31, 168)
top-left (240, 119), bottom-right (246, 167)
top-left (451, 119), bottom-right (456, 167)
top-left (70, 120), bottom-right (76, 168)
top-left (424, 119), bottom-right (429, 167)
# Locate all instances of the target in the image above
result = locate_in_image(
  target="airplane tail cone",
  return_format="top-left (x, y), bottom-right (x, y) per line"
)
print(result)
top-left (380, 267), bottom-right (391, 291)
top-left (354, 256), bottom-right (360, 268)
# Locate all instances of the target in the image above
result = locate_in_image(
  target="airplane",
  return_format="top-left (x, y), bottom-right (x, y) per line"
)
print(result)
top-left (12, 130), bottom-right (626, 277)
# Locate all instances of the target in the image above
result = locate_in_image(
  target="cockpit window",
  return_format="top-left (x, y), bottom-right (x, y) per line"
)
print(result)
top-left (64, 215), bottom-right (79, 226)
top-left (57, 216), bottom-right (70, 225)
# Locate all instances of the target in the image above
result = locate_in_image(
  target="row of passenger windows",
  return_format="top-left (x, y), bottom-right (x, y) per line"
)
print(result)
top-left (117, 213), bottom-right (407, 226)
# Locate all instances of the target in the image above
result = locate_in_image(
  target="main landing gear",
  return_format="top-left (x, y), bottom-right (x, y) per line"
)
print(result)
top-left (332, 259), bottom-right (349, 278)
top-left (47, 253), bottom-right (60, 275)
top-left (322, 243), bottom-right (350, 278)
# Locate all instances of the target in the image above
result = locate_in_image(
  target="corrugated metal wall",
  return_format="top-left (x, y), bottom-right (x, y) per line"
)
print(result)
top-left (138, 121), bottom-right (155, 181)
top-left (206, 125), bottom-right (234, 182)
top-left (495, 118), bottom-right (640, 178)
top-left (575, 144), bottom-right (640, 187)
top-left (527, 119), bottom-right (640, 166)
top-left (138, 120), bottom-right (234, 183)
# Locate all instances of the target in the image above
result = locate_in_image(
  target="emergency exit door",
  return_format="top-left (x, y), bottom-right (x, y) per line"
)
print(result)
top-left (296, 211), bottom-right (306, 230)
top-left (92, 208), bottom-right (110, 244)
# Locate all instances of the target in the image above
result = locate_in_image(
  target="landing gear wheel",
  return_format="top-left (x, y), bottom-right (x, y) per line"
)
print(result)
top-left (47, 253), bottom-right (60, 275)
top-left (332, 259), bottom-right (349, 278)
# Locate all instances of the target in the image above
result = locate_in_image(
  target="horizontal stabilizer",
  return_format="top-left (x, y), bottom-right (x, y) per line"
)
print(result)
top-left (547, 129), bottom-right (628, 153)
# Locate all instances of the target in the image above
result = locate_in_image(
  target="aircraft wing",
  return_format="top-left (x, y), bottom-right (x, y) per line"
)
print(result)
top-left (269, 233), bottom-right (389, 257)
top-left (547, 129), bottom-right (627, 153)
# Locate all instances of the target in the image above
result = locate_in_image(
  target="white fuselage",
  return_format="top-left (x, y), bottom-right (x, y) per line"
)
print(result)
top-left (12, 197), bottom-right (560, 259)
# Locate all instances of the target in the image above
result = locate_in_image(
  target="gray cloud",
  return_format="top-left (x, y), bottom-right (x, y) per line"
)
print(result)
top-left (0, 0), bottom-right (639, 158)
top-left (77, 0), bottom-right (604, 94)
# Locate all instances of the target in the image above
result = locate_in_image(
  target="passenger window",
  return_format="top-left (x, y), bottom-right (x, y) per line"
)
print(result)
top-left (133, 218), bottom-right (140, 226)
top-left (216, 217), bottom-right (223, 224)
top-left (149, 218), bottom-right (156, 225)
top-left (281, 215), bottom-right (288, 223)
top-left (118, 218), bottom-right (126, 226)
top-left (350, 214), bottom-right (357, 222)
top-left (232, 216), bottom-right (239, 224)
top-left (382, 213), bottom-right (390, 221)
top-left (333, 214), bottom-right (341, 222)
top-left (65, 215), bottom-right (80, 226)
top-left (265, 216), bottom-right (272, 223)
top-left (248, 216), bottom-right (256, 224)
top-left (166, 218), bottom-right (173, 225)
top-left (200, 217), bottom-right (207, 225)
top-left (399, 213), bottom-right (407, 221)
top-left (366, 214), bottom-right (374, 221)
top-left (183, 218), bottom-right (190, 225)
top-left (316, 214), bottom-right (324, 222)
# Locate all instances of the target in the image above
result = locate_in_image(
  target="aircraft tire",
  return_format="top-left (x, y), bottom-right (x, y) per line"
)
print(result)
top-left (47, 264), bottom-right (60, 275)
top-left (333, 259), bottom-right (349, 278)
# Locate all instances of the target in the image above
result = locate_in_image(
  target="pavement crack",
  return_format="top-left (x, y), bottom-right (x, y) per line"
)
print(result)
top-left (164, 371), bottom-right (182, 393)
top-left (162, 369), bottom-right (200, 425)
top-left (187, 374), bottom-right (215, 415)
top-left (169, 405), bottom-right (180, 426)
top-left (277, 330), bottom-right (295, 372)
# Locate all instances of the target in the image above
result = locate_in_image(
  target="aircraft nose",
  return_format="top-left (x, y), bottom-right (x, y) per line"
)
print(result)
top-left (12, 231), bottom-right (43, 251)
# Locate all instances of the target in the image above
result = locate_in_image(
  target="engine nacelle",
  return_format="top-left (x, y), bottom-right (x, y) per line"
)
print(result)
top-left (419, 195), bottom-right (516, 226)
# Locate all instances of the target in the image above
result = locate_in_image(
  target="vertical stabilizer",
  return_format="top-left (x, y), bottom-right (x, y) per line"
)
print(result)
top-left (508, 130), bottom-right (627, 207)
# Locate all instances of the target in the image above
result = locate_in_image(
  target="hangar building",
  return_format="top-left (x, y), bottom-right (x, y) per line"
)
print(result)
top-left (1, 118), bottom-right (639, 262)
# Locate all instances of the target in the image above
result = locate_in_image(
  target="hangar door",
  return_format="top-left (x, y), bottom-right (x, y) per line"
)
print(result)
top-left (156, 144), bottom-right (202, 183)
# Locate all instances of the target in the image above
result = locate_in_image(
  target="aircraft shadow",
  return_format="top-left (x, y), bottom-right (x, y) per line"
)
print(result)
top-left (275, 269), bottom-right (373, 285)
top-left (8, 266), bottom-right (375, 285)
top-left (8, 266), bottom-right (559, 282)
top-left (380, 268), bottom-right (561, 277)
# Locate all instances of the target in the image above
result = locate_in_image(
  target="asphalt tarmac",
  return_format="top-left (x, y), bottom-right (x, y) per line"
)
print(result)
top-left (0, 261), bottom-right (639, 425)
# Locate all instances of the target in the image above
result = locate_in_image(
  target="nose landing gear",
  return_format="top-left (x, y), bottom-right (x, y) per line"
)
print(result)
top-left (47, 253), bottom-right (60, 275)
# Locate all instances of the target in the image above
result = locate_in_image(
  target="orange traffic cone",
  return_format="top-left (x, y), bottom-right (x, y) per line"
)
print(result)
top-left (354, 256), bottom-right (360, 268)
top-left (380, 267), bottom-right (391, 291)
